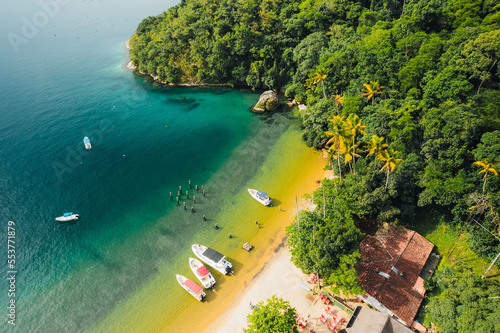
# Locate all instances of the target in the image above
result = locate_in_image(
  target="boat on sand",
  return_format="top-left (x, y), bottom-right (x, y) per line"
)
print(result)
top-left (189, 257), bottom-right (216, 289)
top-left (192, 244), bottom-right (233, 275)
top-left (176, 274), bottom-right (206, 301)
top-left (248, 189), bottom-right (272, 206)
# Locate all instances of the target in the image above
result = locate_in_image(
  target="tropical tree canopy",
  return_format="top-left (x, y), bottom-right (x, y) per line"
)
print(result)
top-left (473, 158), bottom-right (500, 193)
top-left (245, 296), bottom-right (299, 333)
top-left (286, 181), bottom-right (365, 295)
top-left (361, 81), bottom-right (384, 106)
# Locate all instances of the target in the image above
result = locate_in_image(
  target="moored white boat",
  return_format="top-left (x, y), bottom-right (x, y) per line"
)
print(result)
top-left (83, 136), bottom-right (91, 150)
top-left (55, 212), bottom-right (79, 222)
top-left (189, 257), bottom-right (216, 289)
top-left (192, 244), bottom-right (233, 275)
top-left (176, 274), bottom-right (206, 301)
top-left (248, 189), bottom-right (272, 206)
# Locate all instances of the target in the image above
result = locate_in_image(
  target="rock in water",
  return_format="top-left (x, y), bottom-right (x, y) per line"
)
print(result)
top-left (252, 90), bottom-right (279, 112)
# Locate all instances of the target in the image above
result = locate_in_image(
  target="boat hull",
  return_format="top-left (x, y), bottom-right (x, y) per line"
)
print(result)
top-left (189, 258), bottom-right (216, 289)
top-left (55, 214), bottom-right (79, 222)
top-left (176, 274), bottom-right (206, 301)
top-left (83, 137), bottom-right (92, 150)
top-left (248, 189), bottom-right (272, 206)
top-left (192, 244), bottom-right (233, 275)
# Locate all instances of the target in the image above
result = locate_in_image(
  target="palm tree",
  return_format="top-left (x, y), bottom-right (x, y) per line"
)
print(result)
top-left (339, 139), bottom-right (363, 174)
top-left (345, 114), bottom-right (367, 173)
top-left (312, 68), bottom-right (329, 99)
top-left (365, 135), bottom-right (389, 157)
top-left (473, 158), bottom-right (500, 193)
top-left (325, 115), bottom-right (347, 181)
top-left (304, 78), bottom-right (315, 89)
top-left (377, 148), bottom-right (403, 190)
top-left (361, 81), bottom-right (384, 106)
top-left (333, 94), bottom-right (344, 114)
top-left (324, 149), bottom-right (338, 192)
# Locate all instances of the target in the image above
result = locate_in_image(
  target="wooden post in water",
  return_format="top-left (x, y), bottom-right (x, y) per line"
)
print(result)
top-left (196, 185), bottom-right (198, 192)
top-left (189, 180), bottom-right (191, 188)
top-left (183, 202), bottom-right (186, 210)
top-left (177, 197), bottom-right (179, 205)
top-left (202, 189), bottom-right (205, 197)
top-left (170, 192), bottom-right (173, 200)
top-left (179, 186), bottom-right (182, 194)
top-left (186, 191), bottom-right (189, 199)
top-left (193, 196), bottom-right (196, 203)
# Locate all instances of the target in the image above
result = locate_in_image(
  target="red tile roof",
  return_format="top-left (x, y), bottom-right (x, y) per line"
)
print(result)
top-left (357, 225), bottom-right (434, 326)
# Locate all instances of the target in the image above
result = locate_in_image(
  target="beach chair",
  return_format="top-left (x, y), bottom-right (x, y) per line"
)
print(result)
top-left (328, 322), bottom-right (337, 331)
top-left (325, 306), bottom-right (333, 315)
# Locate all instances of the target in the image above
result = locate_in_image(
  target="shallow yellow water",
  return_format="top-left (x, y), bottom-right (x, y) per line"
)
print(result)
top-left (90, 122), bottom-right (326, 333)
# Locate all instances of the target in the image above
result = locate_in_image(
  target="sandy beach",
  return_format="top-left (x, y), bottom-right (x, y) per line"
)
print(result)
top-left (204, 172), bottom-right (343, 333)
top-left (205, 247), bottom-right (312, 332)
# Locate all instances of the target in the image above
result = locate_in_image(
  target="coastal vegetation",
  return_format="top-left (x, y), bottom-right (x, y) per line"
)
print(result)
top-left (132, 0), bottom-right (500, 330)
top-left (245, 296), bottom-right (299, 333)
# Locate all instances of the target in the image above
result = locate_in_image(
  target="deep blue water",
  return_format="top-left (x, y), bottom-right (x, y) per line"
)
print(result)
top-left (0, 1), bottom-right (279, 331)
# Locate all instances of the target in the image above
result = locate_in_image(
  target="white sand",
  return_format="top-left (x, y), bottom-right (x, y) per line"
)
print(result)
top-left (204, 247), bottom-right (346, 333)
top-left (205, 169), bottom-right (349, 333)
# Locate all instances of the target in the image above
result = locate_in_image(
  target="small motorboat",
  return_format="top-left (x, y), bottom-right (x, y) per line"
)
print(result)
top-left (55, 212), bottom-right (79, 223)
top-left (192, 244), bottom-right (233, 275)
top-left (83, 136), bottom-right (91, 150)
top-left (189, 257), bottom-right (216, 289)
top-left (248, 189), bottom-right (272, 206)
top-left (176, 274), bottom-right (206, 301)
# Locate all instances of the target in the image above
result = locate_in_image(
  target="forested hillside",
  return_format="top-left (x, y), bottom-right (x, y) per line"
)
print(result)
top-left (131, 1), bottom-right (500, 331)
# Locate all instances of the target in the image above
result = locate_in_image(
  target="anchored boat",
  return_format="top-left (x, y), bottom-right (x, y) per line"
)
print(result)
top-left (55, 212), bottom-right (79, 223)
top-left (248, 189), bottom-right (272, 206)
top-left (176, 274), bottom-right (206, 301)
top-left (189, 257), bottom-right (216, 289)
top-left (83, 136), bottom-right (91, 150)
top-left (192, 244), bottom-right (233, 275)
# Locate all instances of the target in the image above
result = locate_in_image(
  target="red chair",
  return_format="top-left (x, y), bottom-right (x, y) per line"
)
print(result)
top-left (320, 314), bottom-right (328, 323)
top-left (325, 306), bottom-right (333, 315)
top-left (333, 314), bottom-right (344, 324)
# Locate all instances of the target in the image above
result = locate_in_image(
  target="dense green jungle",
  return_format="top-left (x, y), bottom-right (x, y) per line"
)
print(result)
top-left (130, 1), bottom-right (500, 331)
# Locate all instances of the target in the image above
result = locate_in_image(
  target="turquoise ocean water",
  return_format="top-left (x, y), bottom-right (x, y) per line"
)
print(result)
top-left (0, 1), bottom-right (298, 331)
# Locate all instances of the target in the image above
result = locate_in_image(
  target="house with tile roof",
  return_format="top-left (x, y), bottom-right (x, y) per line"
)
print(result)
top-left (343, 306), bottom-right (414, 333)
top-left (356, 224), bottom-right (435, 332)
